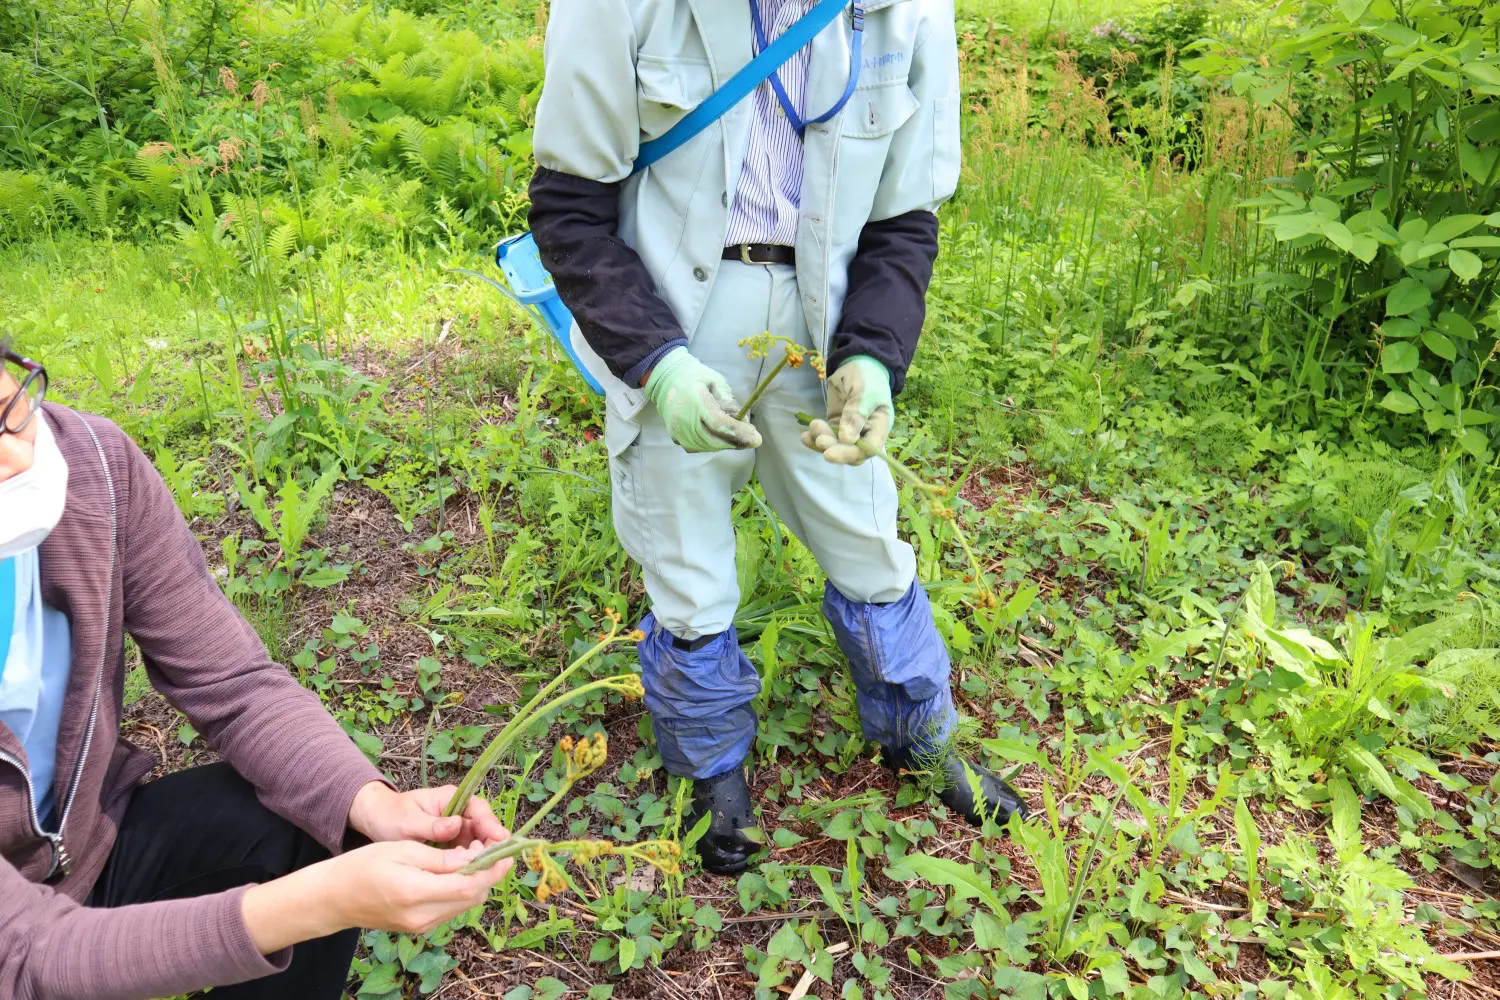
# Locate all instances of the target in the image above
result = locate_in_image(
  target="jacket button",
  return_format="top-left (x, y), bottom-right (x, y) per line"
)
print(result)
top-left (693, 267), bottom-right (708, 282)
top-left (721, 192), bottom-right (729, 207)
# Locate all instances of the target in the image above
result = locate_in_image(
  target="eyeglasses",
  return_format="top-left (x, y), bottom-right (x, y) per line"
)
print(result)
top-left (2, 350), bottom-right (47, 437)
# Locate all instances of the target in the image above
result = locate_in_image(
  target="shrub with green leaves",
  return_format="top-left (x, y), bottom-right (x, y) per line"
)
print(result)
top-left (1191, 0), bottom-right (1500, 460)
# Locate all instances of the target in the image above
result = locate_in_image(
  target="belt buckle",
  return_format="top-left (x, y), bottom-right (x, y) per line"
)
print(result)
top-left (740, 244), bottom-right (757, 265)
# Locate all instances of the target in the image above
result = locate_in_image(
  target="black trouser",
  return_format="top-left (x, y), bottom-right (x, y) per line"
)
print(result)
top-left (89, 762), bottom-right (358, 1000)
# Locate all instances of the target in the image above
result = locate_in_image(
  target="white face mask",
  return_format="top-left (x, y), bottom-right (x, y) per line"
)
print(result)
top-left (0, 414), bottom-right (69, 559)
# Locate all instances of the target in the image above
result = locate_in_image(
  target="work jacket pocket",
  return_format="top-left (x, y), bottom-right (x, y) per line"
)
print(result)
top-left (636, 54), bottom-right (715, 141)
top-left (839, 80), bottom-right (918, 139)
top-left (832, 82), bottom-right (920, 244)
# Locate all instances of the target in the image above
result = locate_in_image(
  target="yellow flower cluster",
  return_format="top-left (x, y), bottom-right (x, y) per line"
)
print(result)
top-left (614, 674), bottom-right (646, 701)
top-left (559, 731), bottom-right (609, 780)
top-left (630, 839), bottom-right (684, 876)
top-left (524, 847), bottom-right (570, 902)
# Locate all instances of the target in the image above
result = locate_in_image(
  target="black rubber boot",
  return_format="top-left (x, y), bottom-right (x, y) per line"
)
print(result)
top-left (686, 768), bottom-right (764, 875)
top-left (883, 745), bottom-right (1029, 828)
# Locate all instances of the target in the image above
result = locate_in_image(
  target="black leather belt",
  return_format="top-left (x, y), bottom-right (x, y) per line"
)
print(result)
top-left (723, 243), bottom-right (795, 265)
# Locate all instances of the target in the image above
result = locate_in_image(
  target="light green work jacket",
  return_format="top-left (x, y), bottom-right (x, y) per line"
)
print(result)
top-left (533, 0), bottom-right (961, 413)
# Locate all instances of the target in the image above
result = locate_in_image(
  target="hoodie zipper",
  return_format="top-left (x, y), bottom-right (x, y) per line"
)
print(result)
top-left (2, 416), bottom-right (117, 881)
top-left (0, 746), bottom-right (64, 875)
top-left (43, 416), bottom-right (118, 880)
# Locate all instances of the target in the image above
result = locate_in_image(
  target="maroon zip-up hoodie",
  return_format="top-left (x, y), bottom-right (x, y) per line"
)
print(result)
top-left (0, 404), bottom-right (386, 1000)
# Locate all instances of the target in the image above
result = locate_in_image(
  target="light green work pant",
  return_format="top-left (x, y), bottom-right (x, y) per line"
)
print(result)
top-left (604, 260), bottom-right (918, 640)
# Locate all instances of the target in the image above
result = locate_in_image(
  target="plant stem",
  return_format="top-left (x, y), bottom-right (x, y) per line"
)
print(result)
top-left (459, 836), bottom-right (549, 875)
top-left (736, 355), bottom-right (789, 421)
top-left (443, 629), bottom-right (622, 817)
top-left (513, 777), bottom-right (578, 840)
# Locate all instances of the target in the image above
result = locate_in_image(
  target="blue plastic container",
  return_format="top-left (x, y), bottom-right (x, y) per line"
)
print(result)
top-left (495, 233), bottom-right (605, 395)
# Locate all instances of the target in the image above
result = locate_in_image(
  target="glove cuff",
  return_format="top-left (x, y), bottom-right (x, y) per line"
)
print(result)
top-left (841, 355), bottom-right (892, 387)
top-left (643, 346), bottom-right (693, 403)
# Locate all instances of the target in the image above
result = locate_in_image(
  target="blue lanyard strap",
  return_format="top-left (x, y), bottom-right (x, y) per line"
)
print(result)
top-left (0, 559), bottom-right (15, 686)
top-left (749, 0), bottom-right (864, 132)
top-left (633, 0), bottom-right (858, 173)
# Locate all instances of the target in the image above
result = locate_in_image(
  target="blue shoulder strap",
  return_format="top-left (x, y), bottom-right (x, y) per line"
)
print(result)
top-left (633, 0), bottom-right (852, 174)
top-left (0, 559), bottom-right (16, 686)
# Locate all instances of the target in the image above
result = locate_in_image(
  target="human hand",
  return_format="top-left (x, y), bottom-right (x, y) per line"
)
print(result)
top-left (242, 840), bottom-right (513, 953)
top-left (644, 347), bottom-right (762, 453)
top-left (348, 781), bottom-right (508, 848)
top-left (801, 355), bottom-right (892, 465)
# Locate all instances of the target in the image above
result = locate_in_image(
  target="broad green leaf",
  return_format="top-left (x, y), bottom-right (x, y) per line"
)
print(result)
top-left (1268, 626), bottom-right (1340, 662)
top-left (1350, 234), bottom-right (1379, 263)
top-left (1385, 277), bottom-right (1431, 317)
top-left (1461, 142), bottom-right (1500, 185)
top-left (1339, 743), bottom-right (1403, 808)
top-left (1463, 62), bottom-right (1500, 87)
top-left (1422, 329), bottom-right (1457, 361)
top-left (977, 737), bottom-right (1050, 773)
top-left (1337, 0), bottom-right (1371, 20)
top-left (1327, 776), bottom-right (1361, 857)
top-left (902, 852), bottom-right (1006, 915)
top-left (1437, 310), bottom-right (1478, 340)
top-left (1457, 427), bottom-right (1491, 460)
top-left (972, 911), bottom-right (1007, 951)
top-left (1321, 219), bottom-right (1354, 252)
top-left (1381, 341), bottom-right (1420, 374)
top-left (617, 936), bottom-right (637, 973)
top-left (1244, 564), bottom-right (1278, 627)
top-left (808, 864), bottom-right (849, 921)
top-left (1388, 774), bottom-right (1436, 819)
top-left (533, 978), bottom-right (568, 1000)
top-left (1449, 248), bottom-right (1483, 282)
top-left (1426, 214), bottom-right (1487, 243)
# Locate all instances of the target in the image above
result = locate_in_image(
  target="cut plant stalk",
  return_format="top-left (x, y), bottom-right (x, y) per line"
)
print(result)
top-left (453, 731), bottom-right (679, 889)
top-left (795, 412), bottom-right (996, 608)
top-left (442, 610), bottom-right (645, 820)
top-left (736, 333), bottom-right (826, 421)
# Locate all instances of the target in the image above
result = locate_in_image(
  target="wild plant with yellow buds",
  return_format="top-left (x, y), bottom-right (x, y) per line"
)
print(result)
top-left (734, 333), bottom-right (826, 421)
top-left (442, 612), bottom-right (645, 820)
top-left (433, 613), bottom-right (678, 906)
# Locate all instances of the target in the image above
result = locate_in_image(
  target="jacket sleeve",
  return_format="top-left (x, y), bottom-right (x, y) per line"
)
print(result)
top-left (0, 860), bottom-right (287, 1000)
top-left (530, 0), bottom-right (687, 386)
top-left (529, 168), bottom-right (688, 386)
top-left (116, 430), bottom-right (385, 855)
top-left (828, 1), bottom-right (961, 394)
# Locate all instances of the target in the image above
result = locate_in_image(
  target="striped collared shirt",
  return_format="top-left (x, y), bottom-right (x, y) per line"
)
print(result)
top-left (724, 0), bottom-right (815, 248)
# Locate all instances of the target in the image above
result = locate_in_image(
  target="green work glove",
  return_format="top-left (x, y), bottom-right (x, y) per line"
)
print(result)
top-left (801, 355), bottom-right (893, 466)
top-left (644, 347), bottom-right (763, 453)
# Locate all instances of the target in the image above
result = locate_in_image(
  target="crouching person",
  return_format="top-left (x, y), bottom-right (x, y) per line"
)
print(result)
top-left (0, 338), bottom-right (511, 1000)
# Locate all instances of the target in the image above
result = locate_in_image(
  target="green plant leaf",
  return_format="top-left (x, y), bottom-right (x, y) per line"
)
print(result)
top-left (1337, 0), bottom-right (1371, 21)
top-left (809, 864), bottom-right (849, 921)
top-left (1461, 142), bottom-right (1500, 184)
top-left (1422, 330), bottom-right (1457, 361)
top-left (1327, 775), bottom-right (1361, 857)
top-left (976, 737), bottom-right (1051, 774)
top-left (1350, 234), bottom-right (1380, 263)
top-left (617, 936), bottom-right (636, 974)
top-left (902, 852), bottom-right (1005, 915)
top-left (1426, 214), bottom-right (1488, 243)
top-left (1386, 278), bottom-right (1432, 317)
top-left (1449, 248), bottom-right (1483, 282)
top-left (1382, 342), bottom-right (1421, 374)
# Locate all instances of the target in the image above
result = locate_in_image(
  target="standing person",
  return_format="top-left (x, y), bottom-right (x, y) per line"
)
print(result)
top-left (0, 338), bottom-right (513, 1000)
top-left (529, 0), bottom-right (1028, 875)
